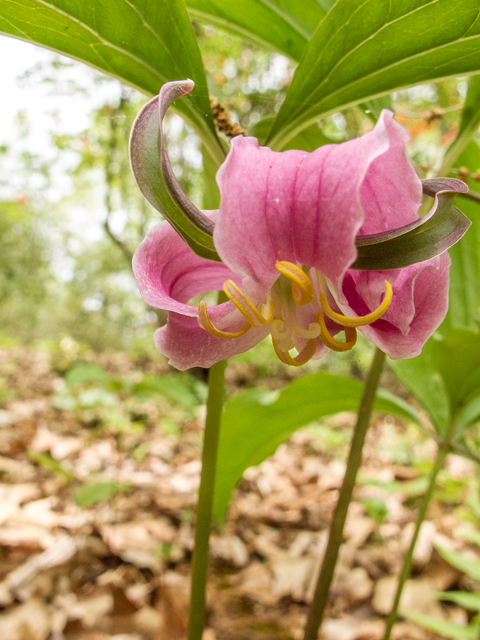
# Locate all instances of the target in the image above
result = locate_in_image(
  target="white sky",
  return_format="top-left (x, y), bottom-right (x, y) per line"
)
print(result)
top-left (0, 35), bottom-right (120, 155)
top-left (0, 35), bottom-right (129, 255)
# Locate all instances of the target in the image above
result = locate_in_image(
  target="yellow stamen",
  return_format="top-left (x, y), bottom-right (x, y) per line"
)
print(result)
top-left (319, 281), bottom-right (393, 328)
top-left (276, 261), bottom-right (314, 306)
top-left (272, 337), bottom-right (317, 367)
top-left (317, 313), bottom-right (357, 352)
top-left (198, 301), bottom-right (251, 339)
top-left (223, 280), bottom-right (273, 326)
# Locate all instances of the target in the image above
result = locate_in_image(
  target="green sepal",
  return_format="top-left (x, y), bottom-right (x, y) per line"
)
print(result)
top-left (351, 179), bottom-right (470, 270)
top-left (130, 81), bottom-right (221, 262)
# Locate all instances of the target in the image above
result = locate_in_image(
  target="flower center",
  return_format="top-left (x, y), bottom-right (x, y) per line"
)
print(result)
top-left (198, 261), bottom-right (392, 367)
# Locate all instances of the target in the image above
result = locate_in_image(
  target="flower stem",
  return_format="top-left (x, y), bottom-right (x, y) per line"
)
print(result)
top-left (303, 347), bottom-right (386, 640)
top-left (382, 424), bottom-right (454, 640)
top-left (187, 357), bottom-right (227, 640)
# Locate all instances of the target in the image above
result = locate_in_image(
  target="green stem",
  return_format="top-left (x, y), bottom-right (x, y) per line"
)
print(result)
top-left (187, 358), bottom-right (227, 640)
top-left (382, 424), bottom-right (454, 640)
top-left (303, 347), bottom-right (386, 640)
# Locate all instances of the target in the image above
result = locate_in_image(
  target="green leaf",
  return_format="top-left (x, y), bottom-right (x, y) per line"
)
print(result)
top-left (267, 0), bottom-right (480, 149)
top-left (202, 146), bottom-right (221, 209)
top-left (391, 330), bottom-right (480, 434)
top-left (213, 371), bottom-right (421, 523)
top-left (248, 116), bottom-right (335, 150)
top-left (130, 82), bottom-right (221, 261)
top-left (187, 0), bottom-right (327, 61)
top-left (351, 186), bottom-right (471, 271)
top-left (406, 612), bottom-right (479, 640)
top-left (437, 546), bottom-right (480, 582)
top-left (132, 373), bottom-right (201, 410)
top-left (360, 95), bottom-right (393, 123)
top-left (75, 481), bottom-right (132, 508)
top-left (442, 143), bottom-right (480, 332)
top-left (455, 396), bottom-right (480, 432)
top-left (65, 363), bottom-right (111, 387)
top-left (28, 450), bottom-right (74, 482)
top-left (438, 75), bottom-right (480, 176)
top-left (459, 529), bottom-right (480, 546)
top-left (436, 591), bottom-right (480, 612)
top-left (77, 388), bottom-right (119, 408)
top-left (0, 0), bottom-right (224, 164)
top-left (389, 339), bottom-right (451, 434)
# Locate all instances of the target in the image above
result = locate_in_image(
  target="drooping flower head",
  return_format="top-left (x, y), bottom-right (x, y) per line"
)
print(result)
top-left (131, 81), bottom-right (469, 370)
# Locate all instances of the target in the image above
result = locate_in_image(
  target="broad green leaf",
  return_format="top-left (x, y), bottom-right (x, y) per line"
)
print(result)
top-left (187, 0), bottom-right (327, 61)
top-left (267, 0), bottom-right (480, 149)
top-left (77, 388), bottom-right (119, 408)
top-left (438, 75), bottom-right (480, 176)
top-left (406, 612), bottom-right (479, 640)
top-left (436, 591), bottom-right (480, 612)
top-left (75, 481), bottom-right (132, 508)
top-left (389, 338), bottom-right (451, 434)
top-left (455, 396), bottom-right (480, 432)
top-left (437, 546), bottom-right (480, 582)
top-left (432, 331), bottom-right (480, 420)
top-left (0, 0), bottom-right (224, 164)
top-left (391, 330), bottom-right (480, 434)
top-left (248, 116), bottom-right (335, 150)
top-left (351, 187), bottom-right (470, 271)
top-left (360, 95), bottom-right (393, 123)
top-left (213, 371), bottom-right (421, 523)
top-left (442, 142), bottom-right (480, 332)
top-left (132, 373), bottom-right (201, 410)
top-left (130, 82), bottom-right (221, 261)
top-left (460, 529), bottom-right (480, 546)
top-left (28, 450), bottom-right (74, 482)
top-left (65, 363), bottom-right (111, 387)
top-left (202, 146), bottom-right (221, 209)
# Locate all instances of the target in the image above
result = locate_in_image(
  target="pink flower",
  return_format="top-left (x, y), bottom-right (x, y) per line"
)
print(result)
top-left (133, 100), bottom-right (455, 370)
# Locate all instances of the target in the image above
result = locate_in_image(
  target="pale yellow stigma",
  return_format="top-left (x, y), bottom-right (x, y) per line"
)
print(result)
top-left (319, 281), bottom-right (393, 328)
top-left (272, 337), bottom-right (317, 367)
top-left (317, 313), bottom-right (357, 352)
top-left (275, 261), bottom-right (314, 305)
top-left (198, 301), bottom-right (250, 339)
top-left (223, 280), bottom-right (274, 326)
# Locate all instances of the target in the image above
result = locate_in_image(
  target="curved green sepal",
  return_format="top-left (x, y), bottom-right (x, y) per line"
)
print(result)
top-left (351, 179), bottom-right (470, 270)
top-left (130, 82), bottom-right (221, 262)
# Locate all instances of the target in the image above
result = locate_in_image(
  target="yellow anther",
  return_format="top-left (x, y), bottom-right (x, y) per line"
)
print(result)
top-left (317, 313), bottom-right (357, 352)
top-left (198, 301), bottom-right (251, 339)
top-left (275, 261), bottom-right (314, 306)
top-left (319, 281), bottom-right (393, 328)
top-left (272, 337), bottom-right (317, 367)
top-left (223, 280), bottom-right (273, 326)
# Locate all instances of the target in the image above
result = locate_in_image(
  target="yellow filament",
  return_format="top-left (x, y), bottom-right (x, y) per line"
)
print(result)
top-left (223, 280), bottom-right (273, 326)
top-left (198, 301), bottom-right (251, 339)
top-left (317, 313), bottom-right (357, 353)
top-left (275, 261), bottom-right (314, 306)
top-left (319, 281), bottom-right (393, 328)
top-left (272, 337), bottom-right (317, 367)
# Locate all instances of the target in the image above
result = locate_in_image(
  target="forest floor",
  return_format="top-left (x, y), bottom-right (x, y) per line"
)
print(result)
top-left (0, 342), bottom-right (478, 640)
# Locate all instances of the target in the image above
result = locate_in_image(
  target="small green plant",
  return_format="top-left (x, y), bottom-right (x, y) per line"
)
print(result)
top-left (406, 532), bottom-right (480, 639)
top-left (75, 481), bottom-right (132, 507)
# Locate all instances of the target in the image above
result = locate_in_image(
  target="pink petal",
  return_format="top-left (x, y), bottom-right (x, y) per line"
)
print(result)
top-left (341, 253), bottom-right (451, 359)
top-left (154, 312), bottom-right (269, 370)
top-left (133, 214), bottom-right (234, 319)
top-left (133, 215), bottom-right (268, 368)
top-left (358, 111), bottom-right (422, 235)
top-left (214, 111), bottom-right (420, 298)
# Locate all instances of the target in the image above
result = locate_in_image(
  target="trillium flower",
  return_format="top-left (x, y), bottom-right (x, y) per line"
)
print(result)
top-left (131, 81), bottom-right (469, 370)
